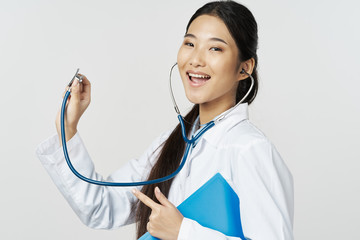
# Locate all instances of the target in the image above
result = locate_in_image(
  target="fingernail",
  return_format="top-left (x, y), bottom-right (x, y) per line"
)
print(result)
top-left (74, 79), bottom-right (79, 87)
top-left (155, 187), bottom-right (160, 194)
top-left (132, 188), bottom-right (137, 194)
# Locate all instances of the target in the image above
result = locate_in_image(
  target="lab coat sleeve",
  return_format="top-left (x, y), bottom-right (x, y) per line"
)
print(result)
top-left (36, 131), bottom-right (169, 229)
top-left (177, 139), bottom-right (294, 240)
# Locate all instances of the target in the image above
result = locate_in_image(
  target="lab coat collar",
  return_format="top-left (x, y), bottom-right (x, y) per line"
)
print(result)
top-left (201, 103), bottom-right (249, 147)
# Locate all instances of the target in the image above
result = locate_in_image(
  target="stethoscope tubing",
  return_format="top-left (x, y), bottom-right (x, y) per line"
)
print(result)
top-left (61, 64), bottom-right (253, 187)
top-left (61, 89), bottom-right (214, 186)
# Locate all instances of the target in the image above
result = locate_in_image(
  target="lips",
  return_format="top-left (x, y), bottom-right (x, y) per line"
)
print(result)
top-left (186, 70), bottom-right (211, 87)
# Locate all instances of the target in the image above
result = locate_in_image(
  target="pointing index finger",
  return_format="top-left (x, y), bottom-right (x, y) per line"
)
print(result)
top-left (132, 189), bottom-right (159, 210)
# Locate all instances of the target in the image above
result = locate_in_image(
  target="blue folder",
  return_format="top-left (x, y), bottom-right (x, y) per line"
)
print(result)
top-left (138, 173), bottom-right (247, 240)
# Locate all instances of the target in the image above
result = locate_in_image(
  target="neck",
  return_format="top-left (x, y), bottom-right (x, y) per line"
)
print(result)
top-left (199, 99), bottom-right (235, 125)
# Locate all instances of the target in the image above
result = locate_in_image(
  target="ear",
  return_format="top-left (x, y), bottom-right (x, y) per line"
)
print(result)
top-left (237, 57), bottom-right (255, 81)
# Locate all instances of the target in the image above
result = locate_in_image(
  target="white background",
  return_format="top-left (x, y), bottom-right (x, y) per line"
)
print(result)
top-left (0, 0), bottom-right (359, 239)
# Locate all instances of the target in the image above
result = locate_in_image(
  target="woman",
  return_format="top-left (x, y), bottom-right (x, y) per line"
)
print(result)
top-left (36, 1), bottom-right (294, 239)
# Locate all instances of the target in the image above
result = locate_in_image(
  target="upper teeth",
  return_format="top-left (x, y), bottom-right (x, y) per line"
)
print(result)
top-left (188, 73), bottom-right (210, 79)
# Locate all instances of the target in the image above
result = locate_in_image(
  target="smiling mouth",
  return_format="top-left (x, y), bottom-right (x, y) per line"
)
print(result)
top-left (187, 72), bottom-right (211, 85)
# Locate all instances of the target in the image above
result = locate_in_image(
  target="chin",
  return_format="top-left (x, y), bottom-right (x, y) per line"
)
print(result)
top-left (185, 94), bottom-right (207, 105)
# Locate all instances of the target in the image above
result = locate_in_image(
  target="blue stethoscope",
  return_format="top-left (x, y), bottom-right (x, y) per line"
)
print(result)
top-left (61, 63), bottom-right (254, 186)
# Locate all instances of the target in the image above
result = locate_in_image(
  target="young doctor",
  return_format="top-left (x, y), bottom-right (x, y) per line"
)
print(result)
top-left (36, 1), bottom-right (294, 239)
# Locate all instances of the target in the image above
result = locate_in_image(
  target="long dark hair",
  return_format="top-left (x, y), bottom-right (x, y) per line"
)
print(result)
top-left (133, 1), bottom-right (259, 237)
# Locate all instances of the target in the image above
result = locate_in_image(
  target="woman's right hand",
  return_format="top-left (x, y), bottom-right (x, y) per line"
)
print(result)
top-left (55, 73), bottom-right (91, 145)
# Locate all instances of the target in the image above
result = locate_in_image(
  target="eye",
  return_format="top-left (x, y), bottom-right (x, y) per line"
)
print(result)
top-left (184, 42), bottom-right (194, 47)
top-left (210, 47), bottom-right (222, 52)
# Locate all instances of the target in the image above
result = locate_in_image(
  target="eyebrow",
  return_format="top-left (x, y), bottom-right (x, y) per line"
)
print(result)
top-left (184, 33), bottom-right (228, 45)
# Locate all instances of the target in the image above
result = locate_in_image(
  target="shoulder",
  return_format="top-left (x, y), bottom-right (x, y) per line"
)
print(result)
top-left (219, 119), bottom-right (271, 150)
top-left (221, 120), bottom-right (292, 179)
top-left (229, 120), bottom-right (293, 184)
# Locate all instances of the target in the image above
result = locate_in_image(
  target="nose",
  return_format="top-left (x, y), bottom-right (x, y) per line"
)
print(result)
top-left (189, 48), bottom-right (205, 67)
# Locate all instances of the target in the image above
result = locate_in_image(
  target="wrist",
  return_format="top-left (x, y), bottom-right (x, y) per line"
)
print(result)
top-left (65, 128), bottom-right (77, 141)
top-left (57, 128), bottom-right (77, 147)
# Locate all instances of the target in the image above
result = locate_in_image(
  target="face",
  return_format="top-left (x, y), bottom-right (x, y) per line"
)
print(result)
top-left (177, 14), bottom-right (242, 108)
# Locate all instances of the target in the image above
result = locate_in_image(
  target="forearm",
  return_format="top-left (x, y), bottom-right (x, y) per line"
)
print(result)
top-left (55, 110), bottom-right (78, 147)
top-left (36, 133), bottom-right (135, 229)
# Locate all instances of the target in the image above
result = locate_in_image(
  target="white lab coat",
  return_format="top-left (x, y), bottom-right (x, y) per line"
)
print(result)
top-left (36, 103), bottom-right (294, 240)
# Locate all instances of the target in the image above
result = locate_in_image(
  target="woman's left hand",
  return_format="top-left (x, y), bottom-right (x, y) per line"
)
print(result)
top-left (132, 187), bottom-right (184, 240)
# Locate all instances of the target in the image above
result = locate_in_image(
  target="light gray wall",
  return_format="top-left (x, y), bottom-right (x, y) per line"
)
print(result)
top-left (0, 0), bottom-right (359, 239)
